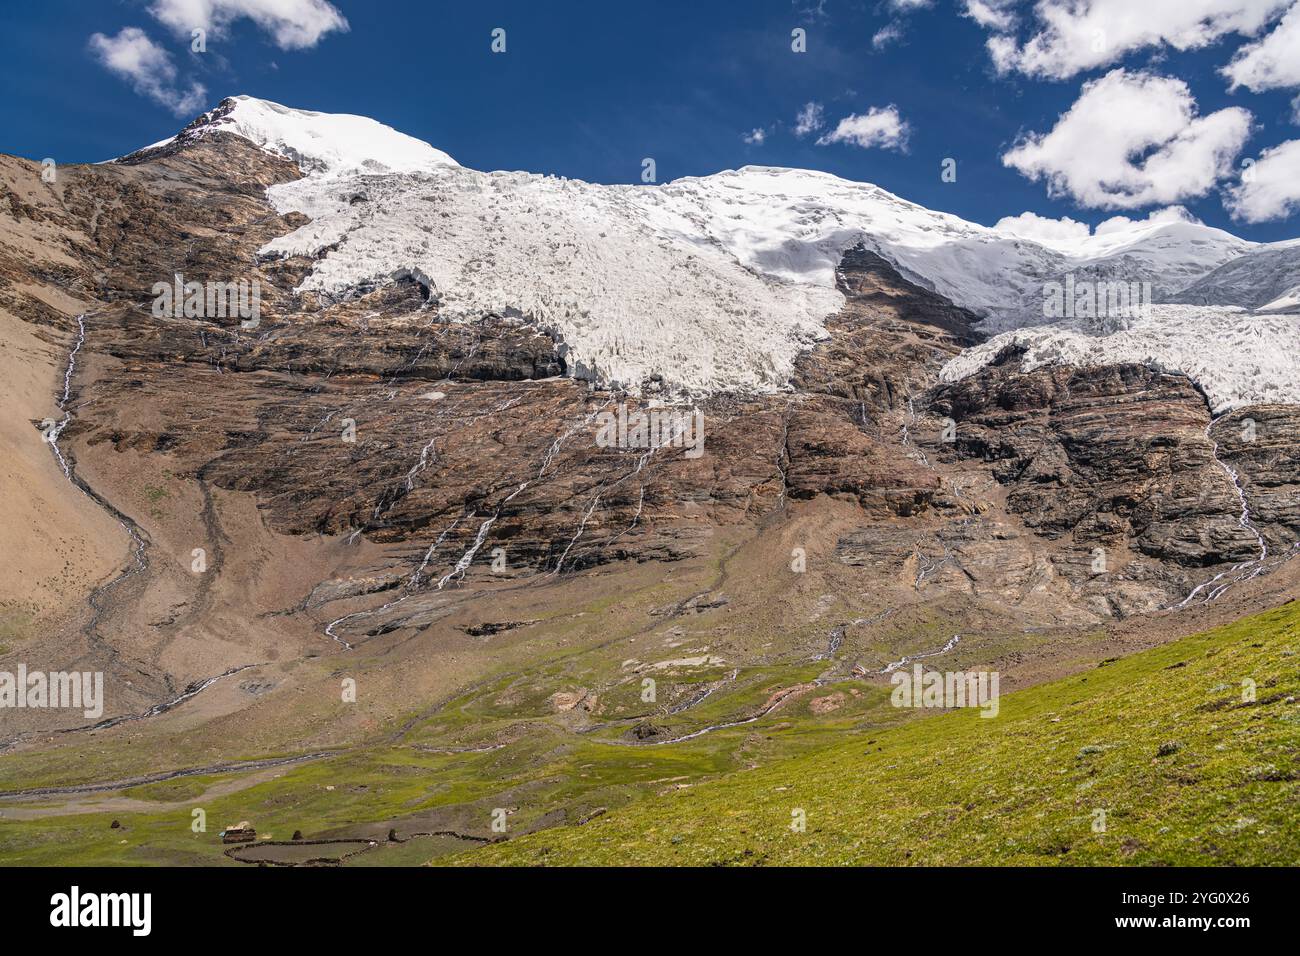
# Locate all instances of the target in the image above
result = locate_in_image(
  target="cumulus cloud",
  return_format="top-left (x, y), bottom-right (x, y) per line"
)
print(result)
top-left (1223, 3), bottom-right (1300, 90)
top-left (794, 101), bottom-right (825, 137)
top-left (742, 127), bottom-right (767, 145)
top-left (994, 207), bottom-right (1202, 252)
top-left (816, 105), bottom-right (910, 150)
top-left (1095, 206), bottom-right (1199, 234)
top-left (1002, 69), bottom-right (1252, 209)
top-left (993, 211), bottom-right (1092, 245)
top-left (148, 0), bottom-right (348, 50)
top-left (88, 27), bottom-right (207, 116)
top-left (873, 23), bottom-right (904, 49)
top-left (870, 0), bottom-right (934, 49)
top-left (962, 0), bottom-right (1018, 31)
top-left (89, 1), bottom-right (348, 115)
top-left (984, 0), bottom-right (1290, 79)
top-left (1225, 138), bottom-right (1300, 221)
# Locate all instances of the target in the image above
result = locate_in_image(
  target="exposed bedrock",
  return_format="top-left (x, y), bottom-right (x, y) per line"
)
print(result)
top-left (3, 131), bottom-right (1296, 670)
top-left (930, 358), bottom-right (1297, 569)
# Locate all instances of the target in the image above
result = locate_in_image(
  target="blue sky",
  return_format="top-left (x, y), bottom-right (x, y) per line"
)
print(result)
top-left (4, 0), bottom-right (1299, 241)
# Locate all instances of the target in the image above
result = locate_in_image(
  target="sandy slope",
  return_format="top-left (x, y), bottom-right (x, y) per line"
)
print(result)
top-left (0, 157), bottom-right (124, 622)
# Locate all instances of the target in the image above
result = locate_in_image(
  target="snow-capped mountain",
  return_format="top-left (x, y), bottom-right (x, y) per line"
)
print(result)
top-left (133, 94), bottom-right (458, 177)
top-left (123, 96), bottom-right (1299, 408)
top-left (1164, 238), bottom-right (1300, 312)
top-left (995, 209), bottom-right (1257, 296)
top-left (941, 306), bottom-right (1300, 415)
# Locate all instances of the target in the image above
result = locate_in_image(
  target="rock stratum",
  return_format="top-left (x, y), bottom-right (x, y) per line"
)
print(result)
top-left (0, 98), bottom-right (1296, 862)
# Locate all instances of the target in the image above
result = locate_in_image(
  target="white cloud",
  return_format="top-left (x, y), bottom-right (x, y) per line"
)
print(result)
top-left (816, 105), bottom-right (910, 150)
top-left (986, 33), bottom-right (1019, 72)
top-left (1293, 93), bottom-right (1300, 123)
top-left (1225, 138), bottom-right (1300, 221)
top-left (792, 0), bottom-right (829, 21)
top-left (872, 0), bottom-right (934, 48)
top-left (962, 0), bottom-right (1018, 31)
top-left (873, 22), bottom-right (904, 49)
top-left (993, 211), bottom-right (1092, 244)
top-left (1002, 69), bottom-right (1252, 209)
top-left (88, 27), bottom-right (207, 116)
top-left (89, 0), bottom-right (348, 115)
top-left (148, 0), bottom-right (348, 50)
top-left (1095, 206), bottom-right (1198, 234)
top-left (985, 0), bottom-right (1290, 79)
top-left (1222, 3), bottom-right (1300, 90)
top-left (794, 101), bottom-right (825, 137)
top-left (993, 207), bottom-right (1203, 251)
top-left (743, 127), bottom-right (767, 145)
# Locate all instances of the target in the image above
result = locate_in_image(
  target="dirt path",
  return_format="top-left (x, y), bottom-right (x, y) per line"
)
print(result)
top-left (0, 751), bottom-right (339, 801)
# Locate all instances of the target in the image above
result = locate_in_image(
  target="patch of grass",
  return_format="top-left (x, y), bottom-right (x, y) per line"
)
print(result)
top-left (141, 484), bottom-right (169, 503)
top-left (446, 601), bottom-right (1300, 866)
top-left (121, 778), bottom-right (211, 803)
top-left (0, 604), bottom-right (36, 652)
top-left (0, 737), bottom-right (733, 865)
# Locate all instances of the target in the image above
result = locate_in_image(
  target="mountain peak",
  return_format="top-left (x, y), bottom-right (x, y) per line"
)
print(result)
top-left (112, 96), bottom-right (1295, 406)
top-left (127, 94), bottom-right (458, 178)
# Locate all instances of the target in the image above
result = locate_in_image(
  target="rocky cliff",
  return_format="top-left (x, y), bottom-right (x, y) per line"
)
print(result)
top-left (1, 115), bottom-right (1295, 796)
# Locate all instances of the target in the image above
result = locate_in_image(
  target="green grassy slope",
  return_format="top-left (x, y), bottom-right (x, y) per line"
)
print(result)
top-left (447, 601), bottom-right (1300, 866)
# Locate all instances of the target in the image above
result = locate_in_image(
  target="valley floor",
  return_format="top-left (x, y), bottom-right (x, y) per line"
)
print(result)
top-left (448, 600), bottom-right (1300, 866)
top-left (2, 134), bottom-right (1298, 870)
top-left (2, 593), bottom-right (1295, 866)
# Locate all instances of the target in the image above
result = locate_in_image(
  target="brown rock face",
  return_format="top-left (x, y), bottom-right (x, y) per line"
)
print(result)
top-left (1, 126), bottom-right (1295, 753)
top-left (1214, 405), bottom-right (1300, 552)
top-left (783, 406), bottom-right (940, 516)
top-left (931, 361), bottom-right (1271, 564)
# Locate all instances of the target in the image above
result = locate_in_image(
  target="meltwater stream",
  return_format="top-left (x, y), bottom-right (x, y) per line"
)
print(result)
top-left (45, 313), bottom-right (86, 477)
top-left (323, 399), bottom-right (615, 648)
top-left (45, 312), bottom-right (151, 619)
top-left (1175, 415), bottom-right (1272, 609)
top-left (18, 311), bottom-right (253, 744)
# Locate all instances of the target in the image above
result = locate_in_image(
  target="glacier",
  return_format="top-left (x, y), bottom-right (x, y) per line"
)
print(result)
top-left (136, 96), bottom-right (1300, 408)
